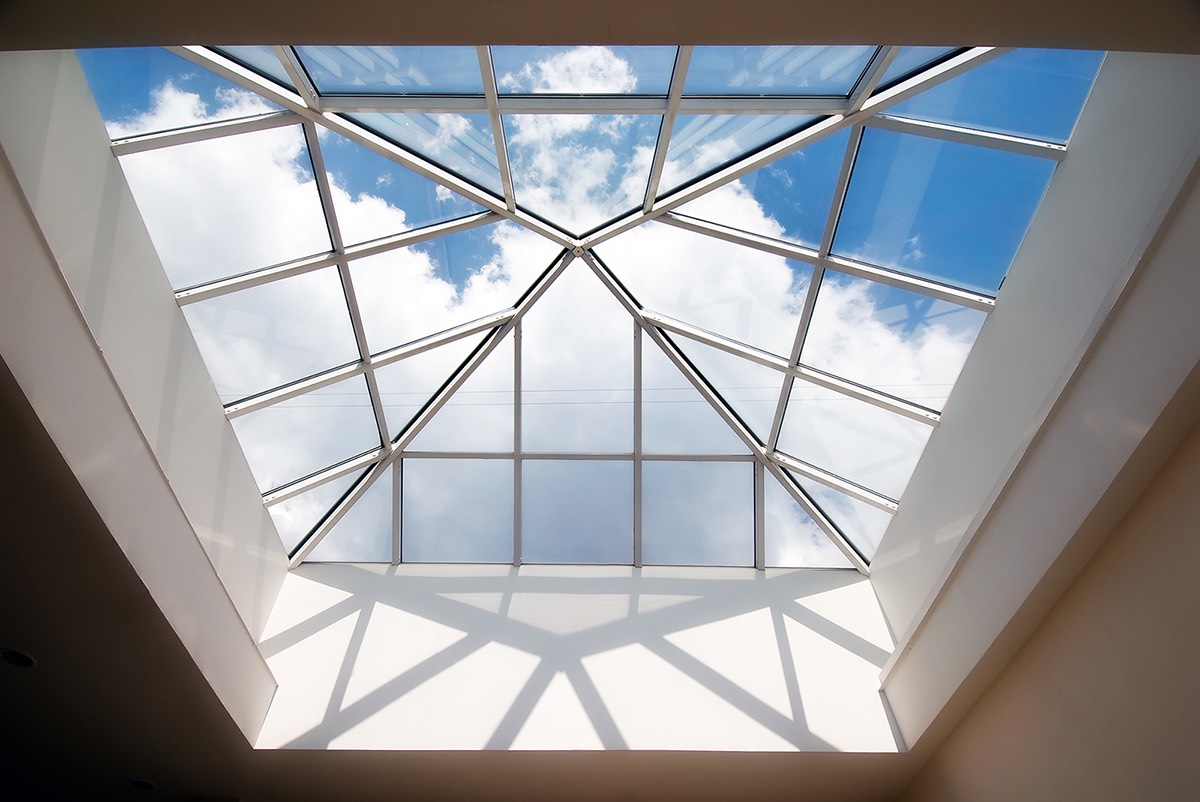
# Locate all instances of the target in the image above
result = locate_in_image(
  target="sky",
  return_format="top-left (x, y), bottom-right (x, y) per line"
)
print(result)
top-left (75, 45), bottom-right (1101, 566)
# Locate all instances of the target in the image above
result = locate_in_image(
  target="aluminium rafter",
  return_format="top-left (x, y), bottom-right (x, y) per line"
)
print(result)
top-left (110, 110), bottom-right (300, 156)
top-left (643, 46), bottom-right (693, 211)
top-left (477, 46), bottom-right (517, 212)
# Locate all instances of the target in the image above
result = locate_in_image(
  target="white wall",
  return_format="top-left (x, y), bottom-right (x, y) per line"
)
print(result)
top-left (258, 564), bottom-right (898, 752)
top-left (0, 50), bottom-right (285, 740)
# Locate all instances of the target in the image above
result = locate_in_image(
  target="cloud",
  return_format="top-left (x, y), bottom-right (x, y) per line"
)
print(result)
top-left (498, 47), bottom-right (638, 94)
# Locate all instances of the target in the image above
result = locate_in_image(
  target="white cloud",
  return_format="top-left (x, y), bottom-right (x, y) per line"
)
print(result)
top-left (499, 47), bottom-right (638, 94)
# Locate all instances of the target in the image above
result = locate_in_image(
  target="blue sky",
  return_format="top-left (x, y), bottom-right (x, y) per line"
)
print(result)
top-left (75, 45), bottom-right (1102, 566)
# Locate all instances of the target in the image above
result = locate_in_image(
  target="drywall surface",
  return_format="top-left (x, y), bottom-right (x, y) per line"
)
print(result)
top-left (258, 564), bottom-right (898, 751)
top-left (898, 418), bottom-right (1200, 801)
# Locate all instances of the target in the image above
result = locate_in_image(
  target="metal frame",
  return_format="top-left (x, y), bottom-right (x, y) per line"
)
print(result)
top-left (104, 43), bottom-right (1066, 574)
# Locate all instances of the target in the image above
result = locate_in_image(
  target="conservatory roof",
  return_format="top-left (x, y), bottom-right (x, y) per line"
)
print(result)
top-left (77, 44), bottom-right (1101, 571)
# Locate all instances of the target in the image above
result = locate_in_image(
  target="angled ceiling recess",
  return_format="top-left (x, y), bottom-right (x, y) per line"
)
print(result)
top-left (78, 45), bottom-right (1102, 572)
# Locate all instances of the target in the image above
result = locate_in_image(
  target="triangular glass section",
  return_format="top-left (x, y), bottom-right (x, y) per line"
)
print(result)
top-left (763, 470), bottom-right (852, 568)
top-left (402, 458), bottom-right (514, 563)
top-left (642, 461), bottom-right (753, 566)
top-left (886, 48), bottom-right (1104, 144)
top-left (321, 130), bottom-right (485, 246)
top-left (790, 471), bottom-right (893, 561)
top-left (522, 261), bottom-right (634, 453)
top-left (492, 46), bottom-right (677, 95)
top-left (660, 114), bottom-right (817, 197)
top-left (800, 269), bottom-right (987, 411)
top-left (876, 47), bottom-right (960, 89)
top-left (182, 266), bottom-right (358, 402)
top-left (307, 465), bottom-right (394, 562)
top-left (267, 470), bottom-right (364, 553)
top-left (504, 113), bottom-right (661, 235)
top-left (78, 47), bottom-right (283, 139)
top-left (349, 112), bottom-right (502, 196)
top-left (408, 331), bottom-right (515, 452)
top-left (642, 337), bottom-right (749, 455)
top-left (214, 46), bottom-right (297, 91)
top-left (121, 124), bottom-right (331, 290)
top-left (777, 381), bottom-right (932, 501)
top-left (601, 221), bottom-right (811, 358)
top-left (230, 375), bottom-right (380, 493)
top-left (296, 46), bottom-right (485, 95)
top-left (350, 224), bottom-right (542, 354)
top-left (669, 338), bottom-right (785, 444)
top-left (374, 333), bottom-right (489, 440)
top-left (674, 128), bottom-right (849, 250)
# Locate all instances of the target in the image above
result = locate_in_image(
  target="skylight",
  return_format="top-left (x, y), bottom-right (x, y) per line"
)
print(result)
top-left (77, 45), bottom-right (1102, 572)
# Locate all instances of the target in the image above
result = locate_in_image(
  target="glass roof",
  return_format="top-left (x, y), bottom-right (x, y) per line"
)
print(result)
top-left (77, 45), bottom-right (1102, 572)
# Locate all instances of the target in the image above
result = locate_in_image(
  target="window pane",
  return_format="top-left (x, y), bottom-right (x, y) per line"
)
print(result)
top-left (675, 128), bottom-right (849, 249)
top-left (214, 46), bottom-right (296, 90)
top-left (887, 49), bottom-right (1103, 144)
top-left (601, 221), bottom-right (811, 357)
top-left (671, 339), bottom-right (784, 444)
top-left (522, 460), bottom-right (633, 564)
top-left (505, 113), bottom-right (661, 235)
top-left (685, 46), bottom-right (876, 95)
top-left (182, 267), bottom-right (359, 402)
top-left (661, 114), bottom-right (816, 195)
top-left (119, 125), bottom-right (331, 289)
top-left (763, 471), bottom-right (852, 568)
top-left (522, 263), bottom-right (634, 453)
top-left (78, 47), bottom-right (281, 138)
top-left (792, 473), bottom-right (893, 561)
top-left (833, 127), bottom-right (1055, 293)
top-left (308, 466), bottom-right (393, 562)
top-left (492, 46), bottom-right (677, 95)
top-left (877, 47), bottom-right (960, 89)
top-left (403, 459), bottom-right (513, 563)
top-left (801, 271), bottom-right (987, 410)
top-left (409, 333), bottom-right (514, 452)
top-left (374, 335), bottom-right (485, 440)
top-left (642, 340), bottom-right (748, 455)
top-left (231, 376), bottom-right (380, 493)
top-left (268, 470), bottom-right (363, 553)
top-left (642, 462), bottom-right (753, 566)
top-left (778, 383), bottom-right (932, 500)
top-left (322, 130), bottom-right (484, 246)
top-left (296, 46), bottom-right (484, 94)
top-left (351, 112), bottom-right (502, 196)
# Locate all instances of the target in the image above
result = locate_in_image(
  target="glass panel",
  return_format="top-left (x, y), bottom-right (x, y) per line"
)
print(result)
top-left (182, 267), bottom-right (358, 402)
top-left (684, 46), bottom-right (876, 95)
top-left (78, 47), bottom-right (281, 138)
top-left (801, 271), bottom-right (987, 410)
top-left (350, 112), bottom-right (502, 196)
top-left (792, 473), bottom-right (893, 561)
top-left (230, 376), bottom-right (380, 493)
top-left (351, 224), bottom-right (536, 354)
top-left (877, 47), bottom-right (960, 89)
top-left (601, 221), bottom-right (811, 357)
top-left (409, 333), bottom-right (514, 452)
top-left (642, 462), bottom-right (753, 566)
top-left (522, 460), bottom-right (633, 564)
top-left (887, 49), bottom-right (1104, 144)
top-left (642, 339), bottom-right (749, 455)
top-left (832, 128), bottom-right (1055, 293)
top-left (296, 46), bottom-right (484, 94)
top-left (763, 471), bottom-right (852, 568)
top-left (374, 334), bottom-right (486, 440)
top-left (661, 114), bottom-right (816, 195)
top-left (670, 339), bottom-right (784, 444)
top-left (307, 465), bottom-right (393, 562)
top-left (492, 46), bottom-right (677, 94)
top-left (322, 131), bottom-right (484, 246)
top-left (675, 128), bottom-right (849, 250)
top-left (777, 383), bottom-right (932, 500)
top-left (402, 459), bottom-right (513, 563)
top-left (504, 113), bottom-right (661, 234)
top-left (267, 471), bottom-right (362, 554)
top-left (119, 124), bottom-right (331, 289)
top-left (214, 46), bottom-right (295, 90)
top-left (522, 263), bottom-right (634, 453)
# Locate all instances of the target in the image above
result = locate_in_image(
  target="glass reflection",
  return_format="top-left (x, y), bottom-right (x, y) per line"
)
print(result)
top-left (685, 46), bottom-right (875, 95)
top-left (876, 47), bottom-right (960, 89)
top-left (522, 460), bottom-right (633, 564)
top-left (351, 112), bottom-right (502, 196)
top-left (296, 46), bottom-right (484, 94)
top-left (403, 459), bottom-right (513, 562)
top-left (214, 46), bottom-right (296, 90)
top-left (642, 462), bottom-right (753, 566)
top-left (661, 114), bottom-right (817, 196)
